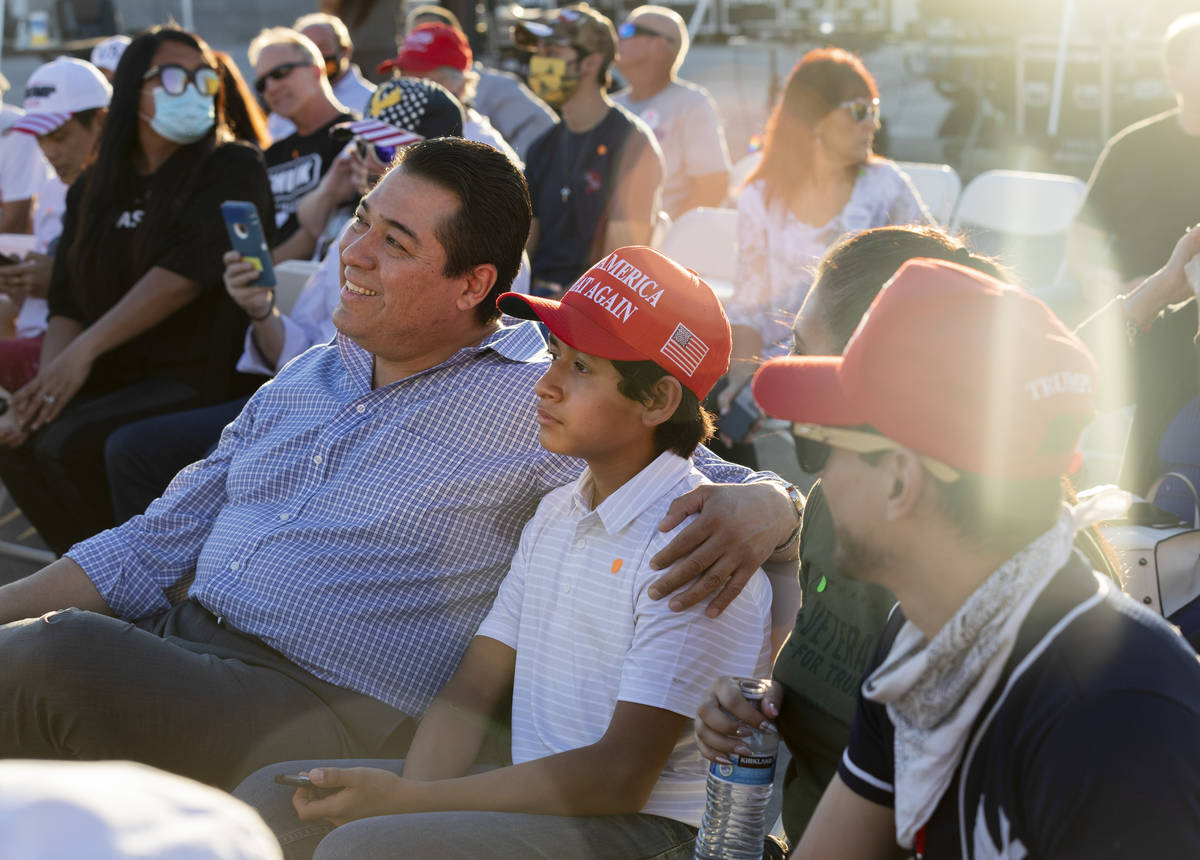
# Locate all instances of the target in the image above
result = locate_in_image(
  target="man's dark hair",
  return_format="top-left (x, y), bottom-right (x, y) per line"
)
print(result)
top-left (394, 137), bottom-right (531, 325)
top-left (609, 359), bottom-right (714, 457)
top-left (931, 472), bottom-right (1065, 555)
top-left (812, 226), bottom-right (1010, 353)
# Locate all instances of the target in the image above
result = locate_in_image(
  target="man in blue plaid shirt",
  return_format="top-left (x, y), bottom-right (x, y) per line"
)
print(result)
top-left (0, 138), bottom-right (801, 788)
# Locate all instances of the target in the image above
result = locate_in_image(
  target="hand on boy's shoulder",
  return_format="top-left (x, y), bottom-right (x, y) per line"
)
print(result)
top-left (647, 480), bottom-right (796, 618)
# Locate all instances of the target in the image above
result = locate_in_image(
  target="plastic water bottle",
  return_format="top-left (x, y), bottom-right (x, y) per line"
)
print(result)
top-left (693, 677), bottom-right (778, 859)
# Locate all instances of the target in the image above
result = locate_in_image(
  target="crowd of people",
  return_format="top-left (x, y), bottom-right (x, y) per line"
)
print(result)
top-left (0, 4), bottom-right (1197, 858)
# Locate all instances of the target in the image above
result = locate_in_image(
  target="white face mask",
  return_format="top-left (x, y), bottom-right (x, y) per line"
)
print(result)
top-left (144, 85), bottom-right (214, 144)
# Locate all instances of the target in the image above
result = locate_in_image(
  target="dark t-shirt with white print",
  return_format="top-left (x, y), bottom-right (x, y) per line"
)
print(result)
top-left (839, 554), bottom-right (1200, 858)
top-left (265, 111), bottom-right (354, 243)
top-left (48, 141), bottom-right (275, 400)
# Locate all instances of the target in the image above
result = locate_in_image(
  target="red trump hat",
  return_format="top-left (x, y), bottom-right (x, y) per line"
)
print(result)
top-left (498, 246), bottom-right (732, 399)
top-left (752, 258), bottom-right (1098, 480)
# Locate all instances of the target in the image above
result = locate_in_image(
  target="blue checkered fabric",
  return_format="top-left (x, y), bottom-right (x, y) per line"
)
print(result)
top-left (70, 322), bottom-right (768, 716)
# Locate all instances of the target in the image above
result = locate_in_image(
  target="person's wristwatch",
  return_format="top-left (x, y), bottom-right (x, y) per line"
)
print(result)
top-left (772, 483), bottom-right (804, 553)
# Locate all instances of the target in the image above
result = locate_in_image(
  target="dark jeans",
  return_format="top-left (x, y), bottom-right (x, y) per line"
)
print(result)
top-left (105, 396), bottom-right (250, 524)
top-left (235, 758), bottom-right (698, 860)
top-left (0, 378), bottom-right (201, 554)
top-left (0, 601), bottom-right (414, 790)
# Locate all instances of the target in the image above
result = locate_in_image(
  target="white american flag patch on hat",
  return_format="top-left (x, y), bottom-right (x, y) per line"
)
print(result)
top-left (660, 323), bottom-right (708, 377)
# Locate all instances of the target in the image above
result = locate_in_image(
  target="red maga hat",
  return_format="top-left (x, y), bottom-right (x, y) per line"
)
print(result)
top-left (498, 246), bottom-right (731, 399)
top-left (379, 23), bottom-right (472, 76)
top-left (753, 258), bottom-right (1098, 480)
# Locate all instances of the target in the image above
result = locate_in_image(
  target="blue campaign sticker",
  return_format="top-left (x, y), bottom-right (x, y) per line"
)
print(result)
top-left (709, 753), bottom-right (776, 786)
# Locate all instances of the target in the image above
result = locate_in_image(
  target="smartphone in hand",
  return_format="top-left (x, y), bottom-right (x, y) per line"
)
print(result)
top-left (716, 380), bottom-right (760, 445)
top-left (221, 200), bottom-right (276, 288)
top-left (274, 772), bottom-right (343, 798)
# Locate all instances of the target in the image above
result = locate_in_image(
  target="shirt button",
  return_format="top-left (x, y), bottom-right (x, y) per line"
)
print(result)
top-left (279, 512), bottom-right (291, 521)
top-left (562, 582), bottom-right (572, 593)
top-left (312, 454), bottom-right (323, 465)
top-left (229, 561), bottom-right (241, 571)
top-left (355, 404), bottom-right (366, 413)
top-left (573, 538), bottom-right (585, 550)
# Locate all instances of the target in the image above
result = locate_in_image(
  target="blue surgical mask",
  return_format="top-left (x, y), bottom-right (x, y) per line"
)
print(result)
top-left (146, 84), bottom-right (214, 144)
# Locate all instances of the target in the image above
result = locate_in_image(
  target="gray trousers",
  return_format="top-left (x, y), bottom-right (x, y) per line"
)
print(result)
top-left (235, 758), bottom-right (699, 860)
top-left (0, 602), bottom-right (413, 789)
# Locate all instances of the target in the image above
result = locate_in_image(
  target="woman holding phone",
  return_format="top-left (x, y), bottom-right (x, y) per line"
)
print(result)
top-left (0, 26), bottom-right (273, 554)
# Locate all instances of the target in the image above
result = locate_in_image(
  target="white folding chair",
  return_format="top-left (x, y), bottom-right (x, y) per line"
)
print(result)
top-left (949, 169), bottom-right (1087, 293)
top-left (657, 207), bottom-right (738, 302)
top-left (897, 161), bottom-right (962, 226)
top-left (272, 259), bottom-right (321, 316)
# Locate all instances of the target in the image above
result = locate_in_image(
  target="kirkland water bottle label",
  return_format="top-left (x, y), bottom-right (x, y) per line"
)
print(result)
top-left (708, 753), bottom-right (776, 786)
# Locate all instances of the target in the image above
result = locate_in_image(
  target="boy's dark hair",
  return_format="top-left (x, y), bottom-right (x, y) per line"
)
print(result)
top-left (394, 138), bottom-right (531, 325)
top-left (609, 359), bottom-right (715, 458)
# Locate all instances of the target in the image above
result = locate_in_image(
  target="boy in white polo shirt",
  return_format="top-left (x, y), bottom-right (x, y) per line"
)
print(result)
top-left (287, 246), bottom-right (773, 858)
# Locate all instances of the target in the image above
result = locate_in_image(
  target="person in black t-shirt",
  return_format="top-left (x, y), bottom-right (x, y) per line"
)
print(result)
top-left (0, 27), bottom-right (274, 555)
top-left (1070, 13), bottom-right (1200, 303)
top-left (250, 27), bottom-right (356, 262)
top-left (750, 259), bottom-right (1200, 858)
top-left (514, 4), bottom-right (664, 294)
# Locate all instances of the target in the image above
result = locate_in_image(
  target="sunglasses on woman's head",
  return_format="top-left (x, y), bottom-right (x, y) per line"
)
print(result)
top-left (143, 63), bottom-right (220, 97)
top-left (254, 61), bottom-right (307, 94)
top-left (837, 97), bottom-right (880, 123)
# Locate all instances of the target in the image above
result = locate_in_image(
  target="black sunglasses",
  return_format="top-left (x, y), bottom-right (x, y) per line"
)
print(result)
top-left (791, 431), bottom-right (832, 474)
top-left (143, 63), bottom-right (220, 97)
top-left (254, 61), bottom-right (307, 94)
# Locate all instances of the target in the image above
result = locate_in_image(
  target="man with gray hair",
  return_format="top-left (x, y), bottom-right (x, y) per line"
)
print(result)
top-left (250, 27), bottom-right (356, 262)
top-left (613, 5), bottom-right (730, 218)
top-left (268, 13), bottom-right (376, 141)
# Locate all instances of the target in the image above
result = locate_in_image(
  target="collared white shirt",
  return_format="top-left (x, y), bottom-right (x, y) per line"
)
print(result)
top-left (477, 451), bottom-right (773, 827)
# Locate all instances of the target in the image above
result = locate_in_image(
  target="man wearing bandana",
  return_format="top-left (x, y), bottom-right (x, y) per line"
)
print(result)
top-left (751, 259), bottom-right (1200, 858)
top-left (514, 4), bottom-right (664, 297)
